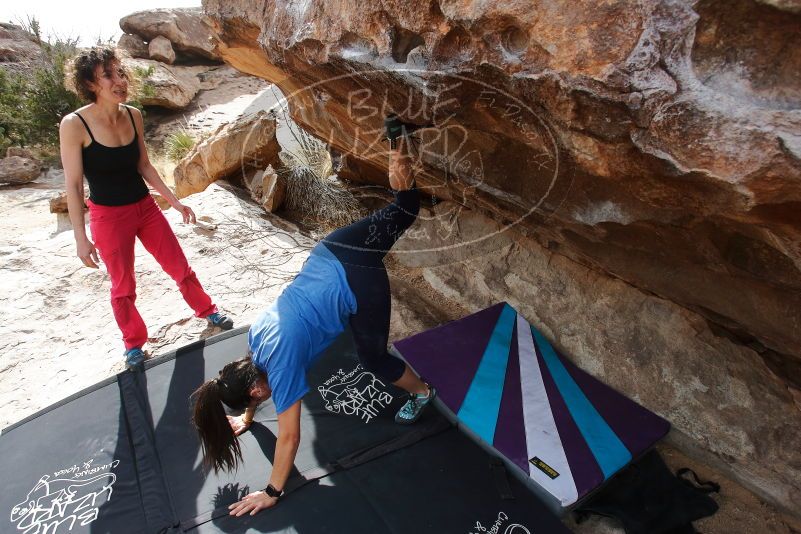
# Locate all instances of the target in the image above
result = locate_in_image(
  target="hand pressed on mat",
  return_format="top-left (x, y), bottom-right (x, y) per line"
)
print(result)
top-left (228, 490), bottom-right (278, 517)
top-left (226, 414), bottom-right (251, 436)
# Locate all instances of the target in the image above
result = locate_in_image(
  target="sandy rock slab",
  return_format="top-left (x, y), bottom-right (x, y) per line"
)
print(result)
top-left (118, 33), bottom-right (148, 59)
top-left (143, 65), bottom-right (272, 150)
top-left (122, 57), bottom-right (200, 109)
top-left (149, 35), bottom-right (176, 65)
top-left (244, 164), bottom-right (285, 212)
top-left (6, 147), bottom-right (38, 159)
top-left (203, 0), bottom-right (801, 409)
top-left (389, 200), bottom-right (801, 521)
top-left (0, 156), bottom-right (41, 184)
top-left (173, 110), bottom-right (280, 197)
top-left (120, 7), bottom-right (221, 61)
top-left (0, 171), bottom-right (314, 431)
top-left (0, 21), bottom-right (42, 68)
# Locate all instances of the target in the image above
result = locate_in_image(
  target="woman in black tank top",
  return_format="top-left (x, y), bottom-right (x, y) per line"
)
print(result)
top-left (59, 48), bottom-right (234, 369)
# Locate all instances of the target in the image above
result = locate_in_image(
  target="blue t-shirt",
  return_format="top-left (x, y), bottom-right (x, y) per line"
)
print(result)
top-left (249, 243), bottom-right (357, 414)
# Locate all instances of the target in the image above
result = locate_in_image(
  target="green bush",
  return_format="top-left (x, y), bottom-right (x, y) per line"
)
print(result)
top-left (132, 65), bottom-right (156, 98)
top-left (26, 37), bottom-right (83, 147)
top-left (165, 129), bottom-right (196, 161)
top-left (131, 65), bottom-right (155, 78)
top-left (0, 16), bottom-right (81, 153)
top-left (0, 69), bottom-right (31, 152)
top-left (126, 65), bottom-right (156, 112)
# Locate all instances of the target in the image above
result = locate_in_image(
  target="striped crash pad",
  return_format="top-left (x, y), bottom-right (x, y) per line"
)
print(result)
top-left (393, 302), bottom-right (671, 512)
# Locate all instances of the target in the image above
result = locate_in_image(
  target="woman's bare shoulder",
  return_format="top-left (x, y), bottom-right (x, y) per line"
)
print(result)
top-left (61, 105), bottom-right (92, 125)
top-left (59, 112), bottom-right (82, 135)
top-left (123, 104), bottom-right (143, 118)
top-left (60, 106), bottom-right (93, 144)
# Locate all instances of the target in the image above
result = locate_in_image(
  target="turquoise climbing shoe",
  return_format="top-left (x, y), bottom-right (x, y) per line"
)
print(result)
top-left (206, 312), bottom-right (234, 330)
top-left (124, 347), bottom-right (145, 370)
top-left (395, 385), bottom-right (437, 425)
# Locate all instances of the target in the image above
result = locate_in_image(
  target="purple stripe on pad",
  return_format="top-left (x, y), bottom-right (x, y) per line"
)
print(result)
top-left (535, 341), bottom-right (604, 500)
top-left (559, 353), bottom-right (670, 457)
top-left (493, 319), bottom-right (530, 474)
top-left (394, 303), bottom-right (506, 414)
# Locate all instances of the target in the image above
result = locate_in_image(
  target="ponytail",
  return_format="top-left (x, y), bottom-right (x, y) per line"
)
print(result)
top-left (190, 356), bottom-right (261, 473)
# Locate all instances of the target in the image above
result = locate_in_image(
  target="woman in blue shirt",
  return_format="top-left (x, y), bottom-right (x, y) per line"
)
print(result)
top-left (191, 126), bottom-right (435, 517)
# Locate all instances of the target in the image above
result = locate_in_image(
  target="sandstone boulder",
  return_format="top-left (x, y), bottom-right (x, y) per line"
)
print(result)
top-left (151, 192), bottom-right (172, 210)
top-left (204, 0), bottom-right (801, 517)
top-left (49, 192), bottom-right (69, 213)
top-left (261, 169), bottom-right (286, 212)
top-left (758, 0), bottom-right (801, 12)
top-left (148, 35), bottom-right (176, 65)
top-left (49, 191), bottom-right (89, 213)
top-left (246, 164), bottom-right (285, 212)
top-left (204, 0), bottom-right (801, 355)
top-left (117, 33), bottom-right (148, 59)
top-left (122, 58), bottom-right (199, 109)
top-left (0, 156), bottom-right (40, 184)
top-left (6, 147), bottom-right (37, 160)
top-left (173, 111), bottom-right (280, 197)
top-left (0, 22), bottom-right (42, 70)
top-left (0, 46), bottom-right (16, 62)
top-left (120, 8), bottom-right (221, 62)
top-left (391, 201), bottom-right (801, 519)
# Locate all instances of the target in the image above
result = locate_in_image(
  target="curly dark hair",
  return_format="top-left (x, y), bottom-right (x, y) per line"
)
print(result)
top-left (68, 47), bottom-right (128, 103)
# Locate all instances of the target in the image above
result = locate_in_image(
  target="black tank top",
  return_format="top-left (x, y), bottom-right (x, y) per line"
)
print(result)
top-left (75, 106), bottom-right (149, 206)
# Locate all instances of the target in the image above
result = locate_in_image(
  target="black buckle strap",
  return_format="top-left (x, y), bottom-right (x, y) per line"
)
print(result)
top-left (489, 457), bottom-right (515, 500)
top-left (676, 468), bottom-right (720, 494)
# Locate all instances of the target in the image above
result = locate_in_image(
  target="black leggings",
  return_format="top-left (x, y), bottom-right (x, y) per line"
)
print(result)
top-left (322, 188), bottom-right (420, 383)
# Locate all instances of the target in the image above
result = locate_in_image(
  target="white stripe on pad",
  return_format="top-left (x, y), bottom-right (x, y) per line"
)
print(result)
top-left (516, 313), bottom-right (579, 506)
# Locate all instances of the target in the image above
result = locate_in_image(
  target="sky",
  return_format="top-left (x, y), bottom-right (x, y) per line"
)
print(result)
top-left (1, 0), bottom-right (201, 46)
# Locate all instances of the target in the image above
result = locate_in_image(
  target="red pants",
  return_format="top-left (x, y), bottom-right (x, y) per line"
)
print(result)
top-left (88, 195), bottom-right (217, 350)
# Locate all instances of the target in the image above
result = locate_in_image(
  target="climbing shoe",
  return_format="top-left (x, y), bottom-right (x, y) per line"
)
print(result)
top-left (395, 384), bottom-right (437, 425)
top-left (124, 347), bottom-right (146, 370)
top-left (384, 114), bottom-right (429, 149)
top-left (206, 311), bottom-right (234, 330)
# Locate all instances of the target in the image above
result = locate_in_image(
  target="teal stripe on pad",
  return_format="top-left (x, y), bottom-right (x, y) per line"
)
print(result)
top-left (457, 304), bottom-right (517, 443)
top-left (531, 326), bottom-right (632, 479)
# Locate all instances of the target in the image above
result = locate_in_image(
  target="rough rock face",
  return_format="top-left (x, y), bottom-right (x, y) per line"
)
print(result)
top-left (148, 35), bottom-right (176, 65)
top-left (0, 22), bottom-right (41, 71)
top-left (117, 33), bottom-right (149, 59)
top-left (203, 0), bottom-right (801, 516)
top-left (49, 190), bottom-right (87, 214)
top-left (173, 110), bottom-right (280, 197)
top-left (245, 164), bottom-right (285, 212)
top-left (758, 0), bottom-right (801, 12)
top-left (120, 8), bottom-right (222, 62)
top-left (0, 156), bottom-right (40, 184)
top-left (122, 58), bottom-right (199, 109)
top-left (152, 193), bottom-right (171, 210)
top-left (390, 202), bottom-right (801, 516)
top-left (6, 147), bottom-right (37, 160)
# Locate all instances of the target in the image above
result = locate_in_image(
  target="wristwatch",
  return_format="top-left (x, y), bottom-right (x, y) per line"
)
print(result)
top-left (264, 484), bottom-right (284, 500)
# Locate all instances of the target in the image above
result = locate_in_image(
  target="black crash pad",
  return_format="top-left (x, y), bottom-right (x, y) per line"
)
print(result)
top-left (1, 328), bottom-right (570, 534)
